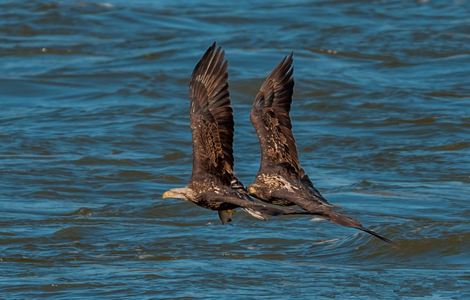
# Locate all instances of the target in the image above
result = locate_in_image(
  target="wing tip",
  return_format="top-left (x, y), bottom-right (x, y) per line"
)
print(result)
top-left (192, 42), bottom-right (226, 78)
top-left (281, 51), bottom-right (294, 68)
top-left (286, 51), bottom-right (294, 63)
top-left (268, 51), bottom-right (294, 82)
top-left (207, 41), bottom-right (218, 55)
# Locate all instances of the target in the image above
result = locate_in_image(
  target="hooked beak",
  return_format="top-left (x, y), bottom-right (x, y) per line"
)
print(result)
top-left (161, 187), bottom-right (191, 201)
top-left (162, 190), bottom-right (174, 199)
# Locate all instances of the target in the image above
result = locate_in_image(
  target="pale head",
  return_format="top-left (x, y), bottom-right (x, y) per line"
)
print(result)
top-left (247, 184), bottom-right (258, 196)
top-left (247, 183), bottom-right (270, 203)
top-left (162, 187), bottom-right (195, 201)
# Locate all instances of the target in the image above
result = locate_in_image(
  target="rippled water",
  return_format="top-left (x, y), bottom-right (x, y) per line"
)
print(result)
top-left (1, 0), bottom-right (469, 298)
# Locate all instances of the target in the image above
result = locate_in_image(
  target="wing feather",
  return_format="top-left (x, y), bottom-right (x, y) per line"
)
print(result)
top-left (251, 54), bottom-right (304, 178)
top-left (190, 43), bottom-right (235, 183)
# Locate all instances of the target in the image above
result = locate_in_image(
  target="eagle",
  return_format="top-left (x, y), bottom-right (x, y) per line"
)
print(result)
top-left (247, 53), bottom-right (391, 243)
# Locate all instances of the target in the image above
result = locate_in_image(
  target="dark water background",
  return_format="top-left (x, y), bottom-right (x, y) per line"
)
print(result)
top-left (1, 0), bottom-right (469, 298)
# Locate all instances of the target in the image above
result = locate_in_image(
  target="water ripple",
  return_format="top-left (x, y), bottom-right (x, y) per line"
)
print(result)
top-left (1, 0), bottom-right (469, 298)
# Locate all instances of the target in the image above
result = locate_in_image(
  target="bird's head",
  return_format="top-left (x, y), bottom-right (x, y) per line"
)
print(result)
top-left (247, 183), bottom-right (271, 200)
top-left (247, 184), bottom-right (259, 197)
top-left (162, 187), bottom-right (195, 202)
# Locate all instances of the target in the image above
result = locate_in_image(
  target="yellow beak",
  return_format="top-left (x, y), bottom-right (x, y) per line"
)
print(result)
top-left (247, 186), bottom-right (256, 195)
top-left (161, 187), bottom-right (190, 201)
top-left (162, 191), bottom-right (173, 199)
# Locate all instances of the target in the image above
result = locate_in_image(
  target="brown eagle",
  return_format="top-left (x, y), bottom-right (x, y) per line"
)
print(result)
top-left (247, 54), bottom-right (391, 243)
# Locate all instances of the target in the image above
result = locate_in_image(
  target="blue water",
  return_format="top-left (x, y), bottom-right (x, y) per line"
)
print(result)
top-left (1, 0), bottom-right (469, 299)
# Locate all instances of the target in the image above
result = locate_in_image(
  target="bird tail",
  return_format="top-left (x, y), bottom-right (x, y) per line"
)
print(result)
top-left (322, 210), bottom-right (392, 243)
top-left (242, 202), bottom-right (392, 243)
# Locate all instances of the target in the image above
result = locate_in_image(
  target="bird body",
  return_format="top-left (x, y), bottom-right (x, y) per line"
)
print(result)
top-left (247, 53), bottom-right (391, 243)
top-left (249, 171), bottom-right (329, 207)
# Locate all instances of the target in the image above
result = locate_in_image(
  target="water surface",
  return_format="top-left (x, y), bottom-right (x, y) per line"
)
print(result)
top-left (1, 0), bottom-right (469, 299)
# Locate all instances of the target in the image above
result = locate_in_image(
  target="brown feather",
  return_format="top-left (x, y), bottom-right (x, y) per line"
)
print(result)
top-left (250, 53), bottom-right (303, 178)
top-left (295, 199), bottom-right (392, 243)
top-left (323, 210), bottom-right (392, 243)
top-left (189, 43), bottom-right (235, 184)
top-left (248, 55), bottom-right (391, 243)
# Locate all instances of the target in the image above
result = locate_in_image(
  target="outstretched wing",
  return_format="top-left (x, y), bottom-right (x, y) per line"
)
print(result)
top-left (251, 54), bottom-right (304, 178)
top-left (190, 43), bottom-right (234, 184)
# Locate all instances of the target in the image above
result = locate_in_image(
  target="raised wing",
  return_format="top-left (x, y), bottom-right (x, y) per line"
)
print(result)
top-left (189, 43), bottom-right (234, 184)
top-left (251, 54), bottom-right (304, 178)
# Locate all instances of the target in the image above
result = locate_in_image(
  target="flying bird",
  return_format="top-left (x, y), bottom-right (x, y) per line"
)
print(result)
top-left (247, 54), bottom-right (391, 243)
top-left (162, 43), bottom-right (309, 224)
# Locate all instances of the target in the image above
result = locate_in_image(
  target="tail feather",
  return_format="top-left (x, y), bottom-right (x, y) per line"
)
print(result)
top-left (239, 197), bottom-right (392, 243)
top-left (323, 210), bottom-right (392, 243)
top-left (356, 226), bottom-right (393, 243)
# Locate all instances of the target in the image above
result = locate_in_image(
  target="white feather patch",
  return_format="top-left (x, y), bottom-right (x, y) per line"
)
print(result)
top-left (242, 208), bottom-right (267, 220)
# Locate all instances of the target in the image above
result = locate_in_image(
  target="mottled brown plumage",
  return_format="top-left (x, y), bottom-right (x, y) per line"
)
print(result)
top-left (163, 43), bottom-right (310, 223)
top-left (248, 54), bottom-right (391, 243)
